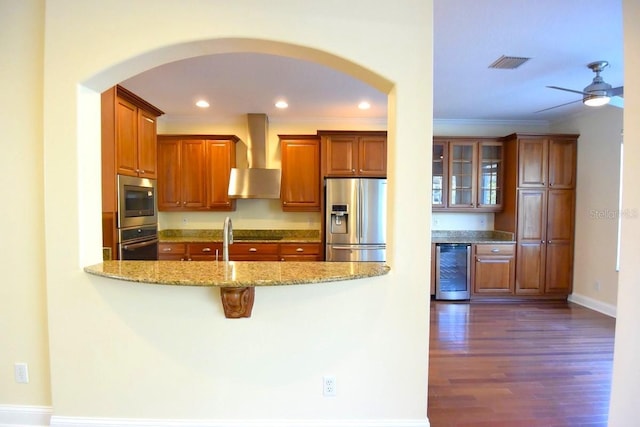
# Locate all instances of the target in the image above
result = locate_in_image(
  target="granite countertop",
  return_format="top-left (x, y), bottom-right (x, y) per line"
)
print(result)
top-left (84, 261), bottom-right (390, 287)
top-left (159, 229), bottom-right (320, 243)
top-left (431, 230), bottom-right (515, 244)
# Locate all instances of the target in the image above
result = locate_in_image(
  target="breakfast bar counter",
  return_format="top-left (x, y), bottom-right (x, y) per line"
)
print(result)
top-left (85, 261), bottom-right (390, 318)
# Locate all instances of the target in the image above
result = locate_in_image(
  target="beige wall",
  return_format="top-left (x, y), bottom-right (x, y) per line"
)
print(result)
top-left (609, 0), bottom-right (640, 423)
top-left (0, 0), bottom-right (51, 406)
top-left (552, 108), bottom-right (623, 315)
top-left (40, 0), bottom-right (432, 422)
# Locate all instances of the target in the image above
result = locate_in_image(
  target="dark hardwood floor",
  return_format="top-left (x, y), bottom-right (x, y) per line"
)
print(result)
top-left (428, 300), bottom-right (616, 427)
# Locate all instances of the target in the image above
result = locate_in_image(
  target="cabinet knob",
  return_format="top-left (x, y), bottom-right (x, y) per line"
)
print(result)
top-left (541, 240), bottom-right (545, 244)
top-left (249, 248), bottom-right (257, 252)
top-left (202, 247), bottom-right (211, 252)
top-left (352, 169), bottom-right (355, 172)
top-left (281, 258), bottom-right (285, 261)
top-left (163, 248), bottom-right (172, 252)
top-left (175, 201), bottom-right (180, 206)
top-left (491, 248), bottom-right (500, 253)
top-left (549, 183), bottom-right (553, 187)
top-left (296, 248), bottom-right (304, 252)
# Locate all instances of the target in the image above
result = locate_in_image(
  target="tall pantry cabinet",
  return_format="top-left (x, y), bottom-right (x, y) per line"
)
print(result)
top-left (495, 133), bottom-right (578, 297)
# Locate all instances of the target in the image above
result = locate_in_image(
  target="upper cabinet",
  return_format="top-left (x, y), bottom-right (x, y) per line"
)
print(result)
top-left (102, 85), bottom-right (164, 180)
top-left (319, 131), bottom-right (387, 177)
top-left (517, 135), bottom-right (576, 189)
top-left (279, 135), bottom-right (321, 212)
top-left (205, 139), bottom-right (237, 210)
top-left (157, 135), bottom-right (238, 212)
top-left (432, 137), bottom-right (503, 212)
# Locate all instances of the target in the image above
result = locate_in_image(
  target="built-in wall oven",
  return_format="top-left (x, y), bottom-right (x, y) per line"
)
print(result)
top-left (117, 175), bottom-right (158, 260)
top-left (118, 224), bottom-right (159, 260)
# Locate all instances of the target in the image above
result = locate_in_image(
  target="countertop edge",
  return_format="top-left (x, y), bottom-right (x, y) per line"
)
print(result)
top-left (84, 261), bottom-right (390, 287)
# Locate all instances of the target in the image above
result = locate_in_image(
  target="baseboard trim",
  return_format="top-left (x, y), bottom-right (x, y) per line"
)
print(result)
top-left (568, 293), bottom-right (617, 318)
top-left (50, 416), bottom-right (429, 427)
top-left (0, 404), bottom-right (52, 427)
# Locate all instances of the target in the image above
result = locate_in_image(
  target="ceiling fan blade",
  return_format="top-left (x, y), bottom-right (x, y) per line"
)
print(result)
top-left (547, 85), bottom-right (589, 96)
top-left (535, 98), bottom-right (583, 114)
top-left (609, 86), bottom-right (624, 97)
top-left (609, 96), bottom-right (624, 108)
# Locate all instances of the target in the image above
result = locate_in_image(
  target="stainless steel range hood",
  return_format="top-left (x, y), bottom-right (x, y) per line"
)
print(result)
top-left (228, 113), bottom-right (281, 199)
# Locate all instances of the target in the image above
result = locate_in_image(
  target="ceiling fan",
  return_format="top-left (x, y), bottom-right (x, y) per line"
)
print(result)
top-left (537, 61), bottom-right (624, 113)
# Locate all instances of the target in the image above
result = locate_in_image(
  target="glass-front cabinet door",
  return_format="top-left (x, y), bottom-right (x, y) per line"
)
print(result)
top-left (448, 141), bottom-right (477, 208)
top-left (477, 141), bottom-right (503, 209)
top-left (432, 140), bottom-right (447, 209)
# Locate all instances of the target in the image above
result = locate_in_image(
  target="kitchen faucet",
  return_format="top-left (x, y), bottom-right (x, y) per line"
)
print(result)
top-left (223, 216), bottom-right (233, 262)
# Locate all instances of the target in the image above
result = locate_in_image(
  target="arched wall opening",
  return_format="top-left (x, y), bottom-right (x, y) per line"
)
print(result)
top-left (78, 37), bottom-right (396, 266)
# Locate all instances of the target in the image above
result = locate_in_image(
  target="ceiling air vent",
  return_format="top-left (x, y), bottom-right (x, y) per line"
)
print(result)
top-left (488, 55), bottom-right (531, 70)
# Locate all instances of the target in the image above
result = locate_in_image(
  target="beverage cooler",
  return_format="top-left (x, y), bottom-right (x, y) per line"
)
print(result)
top-left (435, 243), bottom-right (471, 300)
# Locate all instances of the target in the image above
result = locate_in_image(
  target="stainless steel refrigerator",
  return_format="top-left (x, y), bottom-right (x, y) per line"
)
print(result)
top-left (325, 178), bottom-right (387, 261)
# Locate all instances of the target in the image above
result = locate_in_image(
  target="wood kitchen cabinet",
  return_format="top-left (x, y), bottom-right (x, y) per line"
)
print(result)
top-left (158, 242), bottom-right (187, 261)
top-left (157, 135), bottom-right (238, 211)
top-left (157, 138), bottom-right (206, 210)
top-left (432, 137), bottom-right (503, 212)
top-left (205, 138), bottom-right (237, 210)
top-left (188, 242), bottom-right (223, 261)
top-left (279, 135), bottom-right (320, 212)
top-left (102, 85), bottom-right (163, 180)
top-left (101, 85), bottom-right (163, 259)
top-left (518, 135), bottom-right (577, 189)
top-left (158, 242), bottom-right (223, 261)
top-left (319, 131), bottom-right (387, 177)
top-left (229, 243), bottom-right (280, 261)
top-left (279, 243), bottom-right (322, 261)
top-left (495, 133), bottom-right (578, 298)
top-left (473, 243), bottom-right (515, 295)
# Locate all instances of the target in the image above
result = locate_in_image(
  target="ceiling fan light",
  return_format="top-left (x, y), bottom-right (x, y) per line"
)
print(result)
top-left (583, 93), bottom-right (610, 107)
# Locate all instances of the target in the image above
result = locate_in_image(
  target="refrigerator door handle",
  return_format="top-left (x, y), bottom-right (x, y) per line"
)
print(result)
top-left (331, 245), bottom-right (386, 250)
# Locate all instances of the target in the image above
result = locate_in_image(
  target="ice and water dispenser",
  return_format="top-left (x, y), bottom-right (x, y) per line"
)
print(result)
top-left (329, 204), bottom-right (349, 234)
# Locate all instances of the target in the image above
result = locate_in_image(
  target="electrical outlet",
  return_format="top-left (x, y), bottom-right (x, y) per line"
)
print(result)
top-left (323, 375), bottom-right (336, 397)
top-left (14, 363), bottom-right (29, 384)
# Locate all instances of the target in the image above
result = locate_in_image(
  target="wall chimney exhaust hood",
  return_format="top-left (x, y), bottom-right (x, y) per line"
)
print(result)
top-left (228, 113), bottom-right (281, 199)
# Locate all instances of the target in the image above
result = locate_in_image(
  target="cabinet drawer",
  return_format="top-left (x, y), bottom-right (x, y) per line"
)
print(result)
top-left (158, 243), bottom-right (186, 255)
top-left (188, 242), bottom-right (223, 256)
top-left (229, 243), bottom-right (279, 255)
top-left (279, 243), bottom-right (321, 256)
top-left (475, 243), bottom-right (515, 256)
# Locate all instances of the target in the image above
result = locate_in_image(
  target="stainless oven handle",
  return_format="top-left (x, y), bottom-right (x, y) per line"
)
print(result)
top-left (123, 238), bottom-right (159, 251)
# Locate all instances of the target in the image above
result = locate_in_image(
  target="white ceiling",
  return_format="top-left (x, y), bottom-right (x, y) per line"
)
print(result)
top-left (121, 0), bottom-right (623, 124)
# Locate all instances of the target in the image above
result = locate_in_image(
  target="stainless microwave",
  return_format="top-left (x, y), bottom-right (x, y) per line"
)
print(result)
top-left (117, 175), bottom-right (158, 228)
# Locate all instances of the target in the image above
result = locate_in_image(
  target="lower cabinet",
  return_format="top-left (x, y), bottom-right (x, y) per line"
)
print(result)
top-left (158, 243), bottom-right (187, 261)
top-left (472, 243), bottom-right (515, 296)
top-left (229, 243), bottom-right (280, 261)
top-left (159, 241), bottom-right (322, 262)
top-left (279, 243), bottom-right (322, 261)
top-left (189, 242), bottom-right (223, 261)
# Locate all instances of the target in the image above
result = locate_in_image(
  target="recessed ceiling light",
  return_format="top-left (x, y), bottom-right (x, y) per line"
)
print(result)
top-left (358, 101), bottom-right (371, 110)
top-left (195, 100), bottom-right (210, 108)
top-left (275, 100), bottom-right (288, 109)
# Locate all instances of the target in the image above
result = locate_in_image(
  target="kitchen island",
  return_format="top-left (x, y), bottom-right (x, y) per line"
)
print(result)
top-left (85, 260), bottom-right (390, 318)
